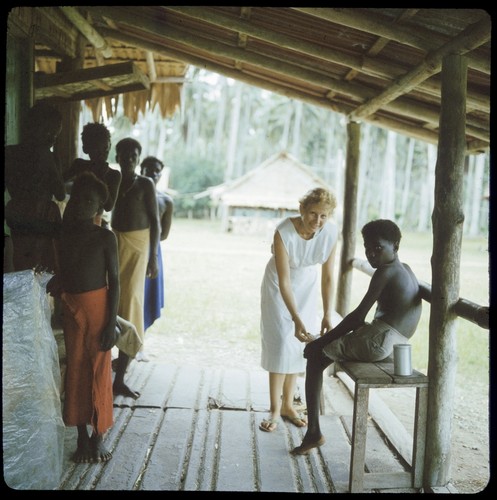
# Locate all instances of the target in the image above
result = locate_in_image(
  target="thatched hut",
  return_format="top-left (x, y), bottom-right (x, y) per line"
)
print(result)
top-left (202, 151), bottom-right (335, 233)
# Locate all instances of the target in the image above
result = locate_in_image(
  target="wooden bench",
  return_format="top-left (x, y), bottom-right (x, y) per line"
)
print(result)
top-left (335, 359), bottom-right (429, 493)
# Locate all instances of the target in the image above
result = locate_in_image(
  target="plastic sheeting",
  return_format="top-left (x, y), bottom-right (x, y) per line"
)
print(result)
top-left (3, 270), bottom-right (64, 490)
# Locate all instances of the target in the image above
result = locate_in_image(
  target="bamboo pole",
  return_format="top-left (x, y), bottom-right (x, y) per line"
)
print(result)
top-left (350, 16), bottom-right (490, 120)
top-left (351, 258), bottom-right (489, 329)
top-left (424, 54), bottom-right (467, 490)
top-left (60, 6), bottom-right (113, 58)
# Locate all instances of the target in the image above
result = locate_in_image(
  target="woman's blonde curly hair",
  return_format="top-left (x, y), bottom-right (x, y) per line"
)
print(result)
top-left (299, 187), bottom-right (337, 214)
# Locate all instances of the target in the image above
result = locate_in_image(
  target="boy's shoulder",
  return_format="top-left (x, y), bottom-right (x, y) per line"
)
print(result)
top-left (71, 158), bottom-right (91, 169)
top-left (105, 164), bottom-right (121, 175)
top-left (157, 190), bottom-right (173, 201)
top-left (136, 173), bottom-right (155, 188)
top-left (104, 166), bottom-right (121, 182)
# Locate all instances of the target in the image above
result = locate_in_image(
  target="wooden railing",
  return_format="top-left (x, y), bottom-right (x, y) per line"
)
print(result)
top-left (351, 258), bottom-right (489, 330)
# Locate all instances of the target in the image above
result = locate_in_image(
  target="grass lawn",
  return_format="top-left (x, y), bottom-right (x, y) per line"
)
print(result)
top-left (156, 217), bottom-right (490, 387)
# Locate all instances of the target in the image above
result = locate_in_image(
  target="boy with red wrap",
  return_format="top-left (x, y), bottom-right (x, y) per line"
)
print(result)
top-left (48, 171), bottom-right (118, 463)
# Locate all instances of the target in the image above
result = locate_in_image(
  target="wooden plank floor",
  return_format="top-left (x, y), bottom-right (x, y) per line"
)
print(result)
top-left (57, 362), bottom-right (419, 493)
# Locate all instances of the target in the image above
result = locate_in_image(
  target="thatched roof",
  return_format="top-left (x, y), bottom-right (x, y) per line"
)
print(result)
top-left (210, 151), bottom-right (332, 210)
top-left (34, 41), bottom-right (188, 124)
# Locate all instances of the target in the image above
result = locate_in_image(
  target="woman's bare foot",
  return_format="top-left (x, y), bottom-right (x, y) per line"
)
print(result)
top-left (281, 407), bottom-right (307, 427)
top-left (113, 380), bottom-right (140, 399)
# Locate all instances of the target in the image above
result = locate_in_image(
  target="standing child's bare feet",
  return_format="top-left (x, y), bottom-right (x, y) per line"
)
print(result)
top-left (90, 434), bottom-right (112, 463)
top-left (113, 380), bottom-right (140, 399)
top-left (72, 434), bottom-right (94, 463)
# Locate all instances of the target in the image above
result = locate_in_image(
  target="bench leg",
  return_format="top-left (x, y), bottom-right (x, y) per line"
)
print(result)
top-left (349, 385), bottom-right (369, 493)
top-left (412, 386), bottom-right (428, 488)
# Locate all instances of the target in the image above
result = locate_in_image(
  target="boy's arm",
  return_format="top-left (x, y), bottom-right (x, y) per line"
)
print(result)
top-left (144, 178), bottom-right (160, 279)
top-left (306, 267), bottom-right (391, 353)
top-left (104, 169), bottom-right (122, 212)
top-left (49, 155), bottom-right (66, 202)
top-left (274, 231), bottom-right (314, 343)
top-left (160, 195), bottom-right (174, 241)
top-left (63, 159), bottom-right (81, 182)
top-left (100, 230), bottom-right (120, 351)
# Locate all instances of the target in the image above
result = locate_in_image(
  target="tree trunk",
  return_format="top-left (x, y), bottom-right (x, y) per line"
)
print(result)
top-left (280, 102), bottom-right (292, 151)
top-left (399, 137), bottom-right (414, 226)
top-left (156, 108), bottom-right (167, 161)
top-left (380, 130), bottom-right (396, 219)
top-left (214, 75), bottom-right (228, 158)
top-left (291, 99), bottom-right (303, 157)
top-left (417, 143), bottom-right (436, 232)
top-left (225, 83), bottom-right (242, 181)
top-left (357, 124), bottom-right (372, 226)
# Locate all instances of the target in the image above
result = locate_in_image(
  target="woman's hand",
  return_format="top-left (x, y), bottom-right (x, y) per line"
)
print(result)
top-left (294, 318), bottom-right (315, 343)
top-left (320, 317), bottom-right (333, 337)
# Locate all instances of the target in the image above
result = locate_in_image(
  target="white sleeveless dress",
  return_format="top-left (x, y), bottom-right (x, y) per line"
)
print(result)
top-left (260, 217), bottom-right (339, 373)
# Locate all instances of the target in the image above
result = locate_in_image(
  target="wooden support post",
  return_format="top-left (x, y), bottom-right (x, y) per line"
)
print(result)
top-left (424, 54), bottom-right (467, 488)
top-left (412, 386), bottom-right (428, 488)
top-left (336, 120), bottom-right (360, 317)
top-left (349, 386), bottom-right (369, 493)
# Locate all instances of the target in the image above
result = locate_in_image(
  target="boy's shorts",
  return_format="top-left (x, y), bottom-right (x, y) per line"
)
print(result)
top-left (115, 316), bottom-right (143, 359)
top-left (322, 318), bottom-right (409, 363)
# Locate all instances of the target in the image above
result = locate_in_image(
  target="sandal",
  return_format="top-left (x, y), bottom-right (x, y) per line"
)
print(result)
top-left (282, 414), bottom-right (307, 428)
top-left (259, 417), bottom-right (279, 432)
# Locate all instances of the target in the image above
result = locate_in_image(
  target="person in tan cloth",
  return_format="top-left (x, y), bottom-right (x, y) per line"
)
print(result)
top-left (111, 138), bottom-right (160, 392)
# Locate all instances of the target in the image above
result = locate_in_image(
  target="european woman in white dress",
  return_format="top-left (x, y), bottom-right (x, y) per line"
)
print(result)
top-left (259, 187), bottom-right (339, 432)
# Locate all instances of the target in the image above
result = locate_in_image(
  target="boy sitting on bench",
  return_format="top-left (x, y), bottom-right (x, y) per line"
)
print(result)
top-left (292, 219), bottom-right (422, 455)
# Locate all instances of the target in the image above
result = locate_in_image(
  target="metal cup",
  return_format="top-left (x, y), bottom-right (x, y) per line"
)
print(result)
top-left (393, 344), bottom-right (412, 376)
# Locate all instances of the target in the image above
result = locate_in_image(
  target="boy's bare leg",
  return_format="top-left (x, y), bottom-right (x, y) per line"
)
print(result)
top-left (72, 425), bottom-right (93, 463)
top-left (291, 351), bottom-right (332, 455)
top-left (113, 350), bottom-right (140, 399)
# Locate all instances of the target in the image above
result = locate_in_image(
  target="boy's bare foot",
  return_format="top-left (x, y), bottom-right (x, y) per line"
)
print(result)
top-left (135, 351), bottom-right (149, 362)
top-left (290, 435), bottom-right (326, 455)
top-left (113, 381), bottom-right (140, 399)
top-left (72, 441), bottom-right (94, 463)
top-left (91, 435), bottom-right (112, 463)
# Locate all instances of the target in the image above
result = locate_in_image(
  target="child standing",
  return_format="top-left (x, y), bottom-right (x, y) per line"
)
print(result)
top-left (63, 122), bottom-right (121, 226)
top-left (63, 123), bottom-right (140, 397)
top-left (140, 156), bottom-right (174, 336)
top-left (112, 139), bottom-right (160, 375)
top-left (49, 172), bottom-right (118, 463)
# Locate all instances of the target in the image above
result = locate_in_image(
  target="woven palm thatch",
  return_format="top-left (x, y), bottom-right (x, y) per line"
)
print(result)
top-left (84, 82), bottom-right (182, 124)
top-left (83, 44), bottom-right (187, 123)
top-left (35, 39), bottom-right (187, 123)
